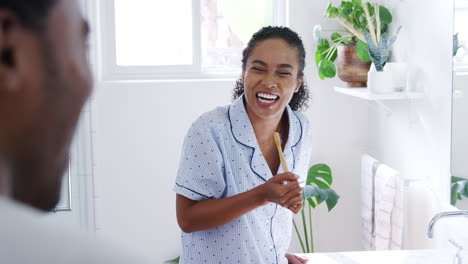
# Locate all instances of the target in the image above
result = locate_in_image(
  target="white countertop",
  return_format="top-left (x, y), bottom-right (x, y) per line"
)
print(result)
top-left (294, 249), bottom-right (460, 264)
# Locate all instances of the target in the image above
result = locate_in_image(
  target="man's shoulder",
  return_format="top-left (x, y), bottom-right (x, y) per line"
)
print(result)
top-left (0, 198), bottom-right (150, 264)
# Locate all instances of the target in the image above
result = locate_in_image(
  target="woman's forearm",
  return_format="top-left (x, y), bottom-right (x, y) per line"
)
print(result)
top-left (176, 187), bottom-right (266, 233)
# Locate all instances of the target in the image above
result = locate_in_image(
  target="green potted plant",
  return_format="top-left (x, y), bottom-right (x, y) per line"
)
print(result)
top-left (294, 163), bottom-right (340, 253)
top-left (314, 0), bottom-right (393, 87)
top-left (451, 176), bottom-right (468, 206)
top-left (362, 0), bottom-right (401, 93)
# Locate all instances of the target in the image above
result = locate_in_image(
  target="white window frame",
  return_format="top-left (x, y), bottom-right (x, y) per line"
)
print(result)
top-left (92, 0), bottom-right (288, 81)
top-left (47, 0), bottom-right (96, 233)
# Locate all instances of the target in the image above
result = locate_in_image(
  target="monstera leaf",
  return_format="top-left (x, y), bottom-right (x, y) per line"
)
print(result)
top-left (302, 164), bottom-right (339, 211)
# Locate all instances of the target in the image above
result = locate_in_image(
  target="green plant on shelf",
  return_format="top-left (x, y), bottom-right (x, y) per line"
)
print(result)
top-left (314, 0), bottom-right (393, 79)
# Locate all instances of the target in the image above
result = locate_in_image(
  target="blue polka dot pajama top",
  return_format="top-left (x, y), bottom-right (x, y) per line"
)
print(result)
top-left (174, 95), bottom-right (312, 264)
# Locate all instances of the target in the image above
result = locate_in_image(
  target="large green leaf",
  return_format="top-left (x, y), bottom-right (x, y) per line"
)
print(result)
top-left (314, 188), bottom-right (329, 204)
top-left (303, 185), bottom-right (340, 211)
top-left (356, 40), bottom-right (371, 62)
top-left (379, 5), bottom-right (392, 24)
top-left (324, 189), bottom-right (340, 211)
top-left (307, 188), bottom-right (328, 208)
top-left (303, 185), bottom-right (320, 208)
top-left (307, 163), bottom-right (333, 189)
top-left (318, 60), bottom-right (336, 78)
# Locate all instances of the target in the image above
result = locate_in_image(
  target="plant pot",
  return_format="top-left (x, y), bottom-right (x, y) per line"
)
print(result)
top-left (383, 62), bottom-right (407, 92)
top-left (336, 44), bottom-right (372, 88)
top-left (367, 71), bottom-right (394, 94)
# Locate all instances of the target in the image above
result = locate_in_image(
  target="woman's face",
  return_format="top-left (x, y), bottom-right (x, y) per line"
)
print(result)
top-left (242, 38), bottom-right (303, 122)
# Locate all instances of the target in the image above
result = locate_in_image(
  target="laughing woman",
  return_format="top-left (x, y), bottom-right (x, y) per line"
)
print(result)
top-left (174, 26), bottom-right (311, 264)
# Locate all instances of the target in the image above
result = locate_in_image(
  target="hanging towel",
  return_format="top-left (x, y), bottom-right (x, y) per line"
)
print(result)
top-left (374, 164), bottom-right (404, 250)
top-left (361, 154), bottom-right (380, 250)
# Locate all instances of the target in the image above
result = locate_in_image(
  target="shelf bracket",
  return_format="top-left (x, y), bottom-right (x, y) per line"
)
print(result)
top-left (374, 100), bottom-right (393, 115)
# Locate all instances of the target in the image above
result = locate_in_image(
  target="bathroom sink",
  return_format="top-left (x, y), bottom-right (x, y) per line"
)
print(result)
top-left (295, 249), bottom-right (459, 264)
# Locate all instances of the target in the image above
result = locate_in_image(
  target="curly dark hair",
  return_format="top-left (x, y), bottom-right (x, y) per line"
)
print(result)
top-left (0, 0), bottom-right (57, 31)
top-left (232, 26), bottom-right (309, 111)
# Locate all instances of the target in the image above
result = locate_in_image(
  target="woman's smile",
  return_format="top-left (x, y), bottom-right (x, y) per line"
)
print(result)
top-left (256, 92), bottom-right (280, 107)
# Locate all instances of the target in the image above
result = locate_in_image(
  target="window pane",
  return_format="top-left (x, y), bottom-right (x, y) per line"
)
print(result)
top-left (114, 0), bottom-right (192, 66)
top-left (201, 0), bottom-right (274, 72)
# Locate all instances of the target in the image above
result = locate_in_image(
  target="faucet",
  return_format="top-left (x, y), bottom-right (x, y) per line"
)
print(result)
top-left (427, 210), bottom-right (468, 238)
top-left (427, 211), bottom-right (468, 264)
top-left (449, 239), bottom-right (464, 264)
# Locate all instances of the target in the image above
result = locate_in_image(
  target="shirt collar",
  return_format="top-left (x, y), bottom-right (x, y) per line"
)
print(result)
top-left (228, 94), bottom-right (303, 180)
top-left (228, 94), bottom-right (302, 150)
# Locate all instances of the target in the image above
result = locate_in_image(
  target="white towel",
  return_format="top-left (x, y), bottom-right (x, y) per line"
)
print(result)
top-left (361, 154), bottom-right (380, 250)
top-left (374, 164), bottom-right (404, 250)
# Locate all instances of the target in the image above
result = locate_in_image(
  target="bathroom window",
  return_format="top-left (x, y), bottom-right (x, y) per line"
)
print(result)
top-left (95, 0), bottom-right (287, 80)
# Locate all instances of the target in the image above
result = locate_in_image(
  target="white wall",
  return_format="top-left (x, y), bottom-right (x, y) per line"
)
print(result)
top-left (367, 0), bottom-right (453, 249)
top-left (92, 80), bottom-right (233, 262)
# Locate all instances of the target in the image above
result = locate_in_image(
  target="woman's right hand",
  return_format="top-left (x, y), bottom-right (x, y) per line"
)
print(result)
top-left (257, 172), bottom-right (303, 213)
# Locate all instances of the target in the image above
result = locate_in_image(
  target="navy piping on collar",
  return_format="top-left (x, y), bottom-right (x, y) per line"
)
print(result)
top-left (269, 204), bottom-right (279, 264)
top-left (228, 103), bottom-right (253, 150)
top-left (227, 103), bottom-right (263, 181)
top-left (289, 109), bottom-right (304, 175)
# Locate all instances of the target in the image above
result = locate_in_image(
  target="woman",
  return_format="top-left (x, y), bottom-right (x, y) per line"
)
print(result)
top-left (174, 26), bottom-right (311, 264)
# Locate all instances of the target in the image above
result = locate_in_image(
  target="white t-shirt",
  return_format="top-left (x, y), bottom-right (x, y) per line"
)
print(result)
top-left (0, 197), bottom-right (150, 264)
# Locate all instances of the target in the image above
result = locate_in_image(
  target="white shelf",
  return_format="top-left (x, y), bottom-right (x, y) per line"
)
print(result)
top-left (334, 87), bottom-right (424, 100)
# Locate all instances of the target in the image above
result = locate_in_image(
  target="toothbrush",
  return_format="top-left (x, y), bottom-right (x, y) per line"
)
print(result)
top-left (274, 132), bottom-right (289, 184)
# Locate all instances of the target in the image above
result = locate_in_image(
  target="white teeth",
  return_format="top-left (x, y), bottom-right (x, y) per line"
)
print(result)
top-left (258, 97), bottom-right (275, 104)
top-left (257, 92), bottom-right (279, 100)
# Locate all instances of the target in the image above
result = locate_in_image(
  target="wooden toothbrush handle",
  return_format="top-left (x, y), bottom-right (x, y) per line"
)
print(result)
top-left (274, 132), bottom-right (289, 172)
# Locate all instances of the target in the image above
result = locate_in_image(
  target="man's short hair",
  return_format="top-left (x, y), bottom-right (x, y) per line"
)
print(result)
top-left (0, 0), bottom-right (58, 30)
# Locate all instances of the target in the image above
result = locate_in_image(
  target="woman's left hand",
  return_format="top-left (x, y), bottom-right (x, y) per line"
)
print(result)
top-left (285, 253), bottom-right (308, 264)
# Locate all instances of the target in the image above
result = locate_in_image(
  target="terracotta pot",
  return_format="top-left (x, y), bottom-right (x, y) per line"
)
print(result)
top-left (336, 44), bottom-right (371, 87)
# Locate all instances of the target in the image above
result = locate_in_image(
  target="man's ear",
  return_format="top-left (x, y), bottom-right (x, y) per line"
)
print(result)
top-left (0, 10), bottom-right (21, 93)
